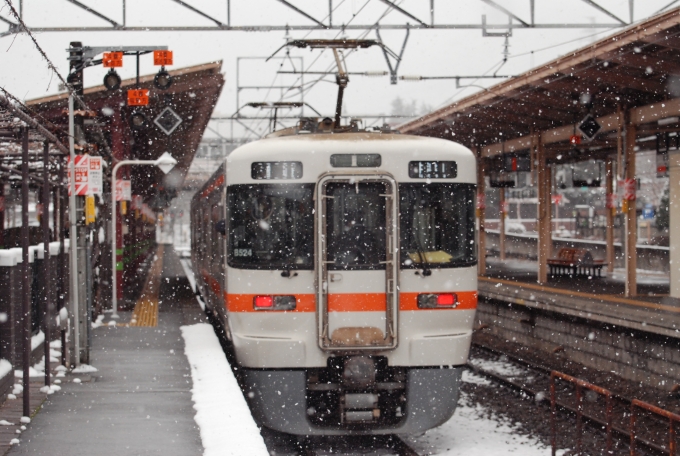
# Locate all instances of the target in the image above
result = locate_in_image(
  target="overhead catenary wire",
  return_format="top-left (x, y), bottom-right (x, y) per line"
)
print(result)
top-left (3, 0), bottom-right (113, 159)
top-left (241, 0), bottom-right (380, 139)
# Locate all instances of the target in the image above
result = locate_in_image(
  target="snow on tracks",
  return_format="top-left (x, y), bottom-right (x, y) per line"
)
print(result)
top-left (181, 323), bottom-right (268, 456)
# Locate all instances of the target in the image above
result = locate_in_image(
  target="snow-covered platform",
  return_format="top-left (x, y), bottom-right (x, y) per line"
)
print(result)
top-left (481, 257), bottom-right (679, 338)
top-left (7, 247), bottom-right (267, 455)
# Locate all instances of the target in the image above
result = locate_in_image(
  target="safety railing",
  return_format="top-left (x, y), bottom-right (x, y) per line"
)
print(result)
top-left (550, 371), bottom-right (613, 456)
top-left (550, 369), bottom-right (680, 456)
top-left (630, 399), bottom-right (680, 456)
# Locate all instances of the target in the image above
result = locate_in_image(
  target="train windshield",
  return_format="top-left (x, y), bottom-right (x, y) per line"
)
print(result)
top-left (399, 183), bottom-right (476, 268)
top-left (227, 184), bottom-right (314, 269)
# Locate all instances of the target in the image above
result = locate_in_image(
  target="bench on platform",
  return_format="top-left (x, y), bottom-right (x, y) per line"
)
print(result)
top-left (547, 247), bottom-right (605, 278)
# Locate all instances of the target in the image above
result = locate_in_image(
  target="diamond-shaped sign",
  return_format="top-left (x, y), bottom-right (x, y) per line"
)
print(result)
top-left (578, 114), bottom-right (601, 141)
top-left (154, 107), bottom-right (183, 135)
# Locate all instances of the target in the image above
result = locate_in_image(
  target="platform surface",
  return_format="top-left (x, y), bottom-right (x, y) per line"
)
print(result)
top-left (481, 258), bottom-right (680, 338)
top-left (8, 247), bottom-right (207, 455)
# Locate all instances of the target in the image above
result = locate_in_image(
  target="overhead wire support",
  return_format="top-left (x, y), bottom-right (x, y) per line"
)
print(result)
top-left (377, 0), bottom-right (429, 28)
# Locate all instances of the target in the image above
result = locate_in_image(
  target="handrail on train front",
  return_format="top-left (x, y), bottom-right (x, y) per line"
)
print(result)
top-left (314, 171), bottom-right (399, 351)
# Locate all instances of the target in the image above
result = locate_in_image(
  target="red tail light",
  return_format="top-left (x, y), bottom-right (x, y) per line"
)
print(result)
top-left (254, 296), bottom-right (273, 308)
top-left (436, 293), bottom-right (456, 306)
top-left (253, 295), bottom-right (296, 311)
top-left (417, 293), bottom-right (459, 309)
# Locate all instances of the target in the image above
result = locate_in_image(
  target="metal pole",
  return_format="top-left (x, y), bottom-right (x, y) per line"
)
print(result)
top-left (21, 127), bottom-right (30, 418)
top-left (68, 94), bottom-right (80, 368)
top-left (111, 160), bottom-right (157, 319)
top-left (58, 158), bottom-right (66, 368)
top-left (42, 141), bottom-right (51, 387)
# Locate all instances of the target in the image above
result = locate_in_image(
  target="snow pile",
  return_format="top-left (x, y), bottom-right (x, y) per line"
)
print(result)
top-left (179, 259), bottom-right (197, 293)
top-left (31, 331), bottom-right (45, 351)
top-left (72, 364), bottom-right (98, 374)
top-left (0, 359), bottom-right (12, 380)
top-left (468, 357), bottom-right (528, 378)
top-left (406, 392), bottom-right (558, 455)
top-left (180, 323), bottom-right (268, 456)
top-left (14, 367), bottom-right (43, 378)
top-left (461, 370), bottom-right (492, 386)
top-left (91, 314), bottom-right (105, 329)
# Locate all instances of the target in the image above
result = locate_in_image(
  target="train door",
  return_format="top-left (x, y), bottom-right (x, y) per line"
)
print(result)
top-left (315, 173), bottom-right (399, 351)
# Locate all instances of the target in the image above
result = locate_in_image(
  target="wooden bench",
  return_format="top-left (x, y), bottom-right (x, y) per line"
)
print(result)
top-left (547, 247), bottom-right (606, 278)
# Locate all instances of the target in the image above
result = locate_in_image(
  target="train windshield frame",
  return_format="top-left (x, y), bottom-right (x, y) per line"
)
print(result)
top-left (227, 183), bottom-right (314, 270)
top-left (399, 183), bottom-right (477, 269)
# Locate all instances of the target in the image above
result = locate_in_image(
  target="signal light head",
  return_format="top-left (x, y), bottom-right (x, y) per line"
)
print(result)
top-left (103, 69), bottom-right (121, 91)
top-left (129, 110), bottom-right (147, 130)
top-left (253, 295), bottom-right (296, 311)
top-left (417, 293), bottom-right (458, 309)
top-left (154, 67), bottom-right (173, 90)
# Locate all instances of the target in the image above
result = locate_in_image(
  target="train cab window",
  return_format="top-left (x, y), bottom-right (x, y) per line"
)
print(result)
top-left (227, 184), bottom-right (314, 270)
top-left (325, 182), bottom-right (387, 270)
top-left (399, 183), bottom-right (476, 268)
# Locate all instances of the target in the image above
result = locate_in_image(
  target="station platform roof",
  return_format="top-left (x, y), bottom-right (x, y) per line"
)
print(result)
top-left (399, 7), bottom-right (680, 165)
top-left (26, 61), bottom-right (224, 210)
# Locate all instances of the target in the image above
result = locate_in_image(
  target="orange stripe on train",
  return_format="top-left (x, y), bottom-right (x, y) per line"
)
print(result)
top-left (225, 291), bottom-right (477, 312)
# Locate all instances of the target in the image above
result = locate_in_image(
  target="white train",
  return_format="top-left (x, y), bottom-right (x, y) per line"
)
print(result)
top-left (191, 119), bottom-right (477, 435)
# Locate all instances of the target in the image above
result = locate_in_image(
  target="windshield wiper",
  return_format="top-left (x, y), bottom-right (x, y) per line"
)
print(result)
top-left (413, 239), bottom-right (432, 277)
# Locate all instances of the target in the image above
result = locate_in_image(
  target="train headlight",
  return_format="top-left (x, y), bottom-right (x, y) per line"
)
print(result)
top-left (417, 293), bottom-right (458, 309)
top-left (253, 295), bottom-right (296, 311)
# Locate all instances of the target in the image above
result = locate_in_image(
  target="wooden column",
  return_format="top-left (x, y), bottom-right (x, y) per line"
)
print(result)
top-left (536, 136), bottom-right (551, 284)
top-left (477, 158), bottom-right (486, 275)
top-left (669, 151), bottom-right (680, 298)
top-left (624, 124), bottom-right (637, 297)
top-left (605, 157), bottom-right (615, 274)
top-left (499, 187), bottom-right (506, 261)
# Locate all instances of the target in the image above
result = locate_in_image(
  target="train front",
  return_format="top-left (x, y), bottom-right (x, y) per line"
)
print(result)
top-left (224, 133), bottom-right (477, 435)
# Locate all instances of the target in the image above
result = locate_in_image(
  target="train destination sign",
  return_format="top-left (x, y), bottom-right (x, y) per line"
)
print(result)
top-left (330, 154), bottom-right (381, 167)
top-left (251, 161), bottom-right (303, 180)
top-left (408, 160), bottom-right (457, 179)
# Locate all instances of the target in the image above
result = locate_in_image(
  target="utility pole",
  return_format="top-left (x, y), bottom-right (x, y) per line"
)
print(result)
top-left (67, 41), bottom-right (89, 366)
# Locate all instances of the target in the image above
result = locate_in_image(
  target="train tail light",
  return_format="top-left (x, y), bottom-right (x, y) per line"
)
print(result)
top-left (253, 295), bottom-right (296, 311)
top-left (417, 293), bottom-right (458, 309)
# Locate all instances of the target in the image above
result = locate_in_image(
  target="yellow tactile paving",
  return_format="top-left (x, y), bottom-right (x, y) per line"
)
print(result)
top-left (129, 245), bottom-right (165, 327)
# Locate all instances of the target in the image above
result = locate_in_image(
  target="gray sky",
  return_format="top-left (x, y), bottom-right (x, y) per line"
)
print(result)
top-left (0, 0), bottom-right (676, 138)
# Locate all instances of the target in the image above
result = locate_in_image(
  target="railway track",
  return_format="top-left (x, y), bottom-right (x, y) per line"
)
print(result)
top-left (263, 433), bottom-right (419, 456)
top-left (468, 342), bottom-right (677, 455)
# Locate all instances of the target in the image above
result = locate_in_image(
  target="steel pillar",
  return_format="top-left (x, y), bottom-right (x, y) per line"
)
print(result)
top-left (41, 141), bottom-right (51, 387)
top-left (20, 128), bottom-right (30, 417)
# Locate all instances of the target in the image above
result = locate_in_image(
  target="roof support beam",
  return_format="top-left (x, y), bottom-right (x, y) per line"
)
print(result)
top-left (64, 0), bottom-right (119, 27)
top-left (276, 0), bottom-right (327, 28)
top-left (378, 0), bottom-right (429, 28)
top-left (579, 0), bottom-right (627, 25)
top-left (479, 0), bottom-right (529, 27)
top-left (170, 0), bottom-right (225, 26)
top-left (481, 97), bottom-right (680, 158)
